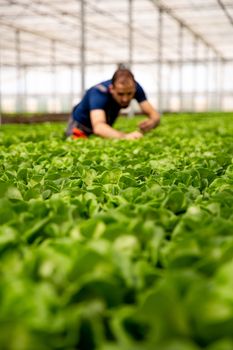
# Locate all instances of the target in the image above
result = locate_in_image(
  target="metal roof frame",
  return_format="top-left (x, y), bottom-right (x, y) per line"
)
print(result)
top-left (0, 0), bottom-right (233, 115)
top-left (0, 0), bottom-right (232, 68)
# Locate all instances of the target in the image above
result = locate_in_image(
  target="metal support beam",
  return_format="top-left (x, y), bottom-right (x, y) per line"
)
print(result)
top-left (215, 55), bottom-right (219, 110)
top-left (166, 62), bottom-right (173, 111)
top-left (165, 62), bottom-right (173, 110)
top-left (1, 58), bottom-right (233, 68)
top-left (70, 64), bottom-right (74, 107)
top-left (150, 0), bottom-right (225, 60)
top-left (218, 59), bottom-right (225, 110)
top-left (80, 0), bottom-right (86, 96)
top-left (51, 40), bottom-right (57, 112)
top-left (217, 0), bottom-right (233, 26)
top-left (23, 65), bottom-right (27, 112)
top-left (128, 0), bottom-right (133, 69)
top-left (178, 23), bottom-right (184, 111)
top-left (205, 46), bottom-right (210, 111)
top-left (16, 30), bottom-right (21, 112)
top-left (157, 8), bottom-right (163, 112)
top-left (192, 36), bottom-right (198, 112)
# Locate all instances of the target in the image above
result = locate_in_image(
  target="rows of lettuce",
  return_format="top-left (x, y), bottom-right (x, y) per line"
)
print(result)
top-left (0, 113), bottom-right (233, 350)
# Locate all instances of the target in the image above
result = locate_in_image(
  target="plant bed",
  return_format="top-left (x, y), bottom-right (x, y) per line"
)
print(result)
top-left (0, 113), bottom-right (233, 350)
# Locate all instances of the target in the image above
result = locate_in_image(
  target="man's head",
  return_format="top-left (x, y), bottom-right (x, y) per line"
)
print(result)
top-left (109, 68), bottom-right (136, 108)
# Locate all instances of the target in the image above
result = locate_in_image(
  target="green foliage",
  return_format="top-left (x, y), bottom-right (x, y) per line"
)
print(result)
top-left (0, 114), bottom-right (233, 349)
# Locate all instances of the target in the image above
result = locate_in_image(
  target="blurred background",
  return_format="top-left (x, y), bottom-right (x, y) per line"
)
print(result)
top-left (0, 0), bottom-right (233, 117)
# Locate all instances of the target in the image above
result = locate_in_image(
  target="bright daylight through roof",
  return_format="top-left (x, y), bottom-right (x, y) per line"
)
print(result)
top-left (0, 0), bottom-right (233, 115)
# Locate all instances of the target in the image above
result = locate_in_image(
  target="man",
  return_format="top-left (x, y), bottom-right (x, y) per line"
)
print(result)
top-left (66, 68), bottom-right (160, 140)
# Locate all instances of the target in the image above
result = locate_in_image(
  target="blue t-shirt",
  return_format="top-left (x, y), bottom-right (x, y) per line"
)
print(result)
top-left (72, 79), bottom-right (147, 134)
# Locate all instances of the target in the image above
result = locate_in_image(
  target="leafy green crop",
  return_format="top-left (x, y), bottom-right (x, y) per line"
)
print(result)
top-left (0, 113), bottom-right (233, 350)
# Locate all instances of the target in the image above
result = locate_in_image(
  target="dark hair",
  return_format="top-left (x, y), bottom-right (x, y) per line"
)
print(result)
top-left (112, 68), bottom-right (135, 86)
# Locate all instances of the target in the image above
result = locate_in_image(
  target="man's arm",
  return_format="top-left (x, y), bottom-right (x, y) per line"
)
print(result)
top-left (138, 100), bottom-right (160, 132)
top-left (90, 109), bottom-right (143, 139)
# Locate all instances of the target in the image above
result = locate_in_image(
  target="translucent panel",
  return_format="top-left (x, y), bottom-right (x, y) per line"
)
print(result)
top-left (0, 0), bottom-right (232, 112)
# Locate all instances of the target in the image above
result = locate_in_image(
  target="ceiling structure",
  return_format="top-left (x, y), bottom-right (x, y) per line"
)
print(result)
top-left (0, 0), bottom-right (233, 68)
top-left (0, 0), bottom-right (233, 114)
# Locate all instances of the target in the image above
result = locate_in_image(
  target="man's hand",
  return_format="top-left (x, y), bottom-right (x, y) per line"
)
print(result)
top-left (139, 118), bottom-right (158, 132)
top-left (139, 100), bottom-right (160, 133)
top-left (124, 131), bottom-right (143, 139)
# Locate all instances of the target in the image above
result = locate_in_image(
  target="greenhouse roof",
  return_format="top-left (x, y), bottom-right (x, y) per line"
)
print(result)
top-left (0, 0), bottom-right (233, 68)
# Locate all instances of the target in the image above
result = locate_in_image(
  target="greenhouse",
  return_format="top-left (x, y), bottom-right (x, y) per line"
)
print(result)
top-left (1, 0), bottom-right (233, 115)
top-left (0, 1), bottom-right (233, 350)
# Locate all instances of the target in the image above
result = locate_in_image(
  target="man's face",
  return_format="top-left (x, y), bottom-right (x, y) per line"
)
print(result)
top-left (110, 81), bottom-right (136, 108)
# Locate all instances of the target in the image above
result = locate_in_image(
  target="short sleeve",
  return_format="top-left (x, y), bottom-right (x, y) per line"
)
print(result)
top-left (135, 82), bottom-right (147, 103)
top-left (89, 87), bottom-right (108, 110)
